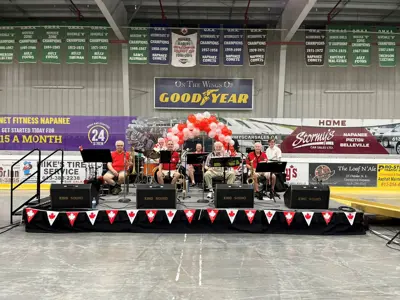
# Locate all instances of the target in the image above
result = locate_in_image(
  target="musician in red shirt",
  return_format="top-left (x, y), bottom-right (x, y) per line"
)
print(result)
top-left (157, 140), bottom-right (181, 184)
top-left (103, 140), bottom-right (133, 195)
top-left (187, 143), bottom-right (203, 186)
top-left (246, 142), bottom-right (268, 199)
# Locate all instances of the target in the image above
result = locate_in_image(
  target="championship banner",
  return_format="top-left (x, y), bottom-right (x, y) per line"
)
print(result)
top-left (66, 26), bottom-right (86, 64)
top-left (0, 115), bottom-right (132, 151)
top-left (199, 25), bottom-right (220, 66)
top-left (246, 27), bottom-right (267, 66)
top-left (18, 26), bottom-right (39, 63)
top-left (223, 26), bottom-right (244, 66)
top-left (351, 26), bottom-right (371, 67)
top-left (0, 26), bottom-right (15, 63)
top-left (128, 24), bottom-right (148, 64)
top-left (377, 164), bottom-right (400, 189)
top-left (149, 24), bottom-right (170, 65)
top-left (377, 27), bottom-right (397, 67)
top-left (327, 25), bottom-right (349, 67)
top-left (41, 26), bottom-right (63, 64)
top-left (154, 77), bottom-right (253, 110)
top-left (309, 163), bottom-right (377, 187)
top-left (171, 27), bottom-right (197, 67)
top-left (305, 27), bottom-right (325, 66)
top-left (88, 27), bottom-right (109, 64)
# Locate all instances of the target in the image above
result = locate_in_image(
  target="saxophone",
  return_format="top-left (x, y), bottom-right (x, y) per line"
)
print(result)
top-left (247, 158), bottom-right (255, 184)
top-left (127, 146), bottom-right (136, 175)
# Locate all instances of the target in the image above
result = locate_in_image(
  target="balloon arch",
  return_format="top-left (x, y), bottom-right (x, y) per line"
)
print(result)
top-left (166, 111), bottom-right (235, 151)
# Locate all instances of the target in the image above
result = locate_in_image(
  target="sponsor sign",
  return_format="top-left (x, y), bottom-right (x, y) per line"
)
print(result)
top-left (309, 163), bottom-right (377, 187)
top-left (286, 162), bottom-right (309, 185)
top-left (377, 164), bottom-right (400, 189)
top-left (154, 78), bottom-right (253, 110)
top-left (280, 126), bottom-right (387, 154)
top-left (0, 115), bottom-right (132, 151)
top-left (171, 28), bottom-right (197, 67)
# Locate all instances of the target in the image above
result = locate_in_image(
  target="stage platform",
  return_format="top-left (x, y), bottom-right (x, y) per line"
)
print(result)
top-left (23, 187), bottom-right (366, 235)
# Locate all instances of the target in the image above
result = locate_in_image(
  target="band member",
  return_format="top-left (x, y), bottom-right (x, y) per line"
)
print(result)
top-left (187, 143), bottom-right (203, 187)
top-left (246, 142), bottom-right (268, 199)
top-left (103, 140), bottom-right (133, 195)
top-left (204, 141), bottom-right (235, 199)
top-left (157, 140), bottom-right (181, 184)
top-left (265, 138), bottom-right (282, 193)
top-left (153, 137), bottom-right (167, 152)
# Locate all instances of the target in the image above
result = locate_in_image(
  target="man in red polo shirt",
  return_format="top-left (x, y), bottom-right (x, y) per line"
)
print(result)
top-left (246, 142), bottom-right (268, 199)
top-left (156, 140), bottom-right (181, 184)
top-left (103, 140), bottom-right (132, 195)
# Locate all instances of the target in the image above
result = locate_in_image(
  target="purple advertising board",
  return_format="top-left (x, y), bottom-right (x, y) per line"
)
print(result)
top-left (154, 77), bottom-right (253, 110)
top-left (0, 115), bottom-right (133, 151)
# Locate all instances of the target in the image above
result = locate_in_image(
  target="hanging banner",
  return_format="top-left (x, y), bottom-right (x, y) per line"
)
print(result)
top-left (199, 25), bottom-right (220, 66)
top-left (18, 26), bottom-right (38, 63)
top-left (246, 27), bottom-right (267, 66)
top-left (66, 26), bottom-right (86, 64)
top-left (154, 77), bottom-right (253, 110)
top-left (88, 27), bottom-right (109, 64)
top-left (128, 24), bottom-right (148, 64)
top-left (149, 25), bottom-right (170, 65)
top-left (223, 26), bottom-right (244, 66)
top-left (0, 26), bottom-right (15, 63)
top-left (377, 27), bottom-right (397, 67)
top-left (41, 26), bottom-right (63, 64)
top-left (171, 27), bottom-right (197, 67)
top-left (351, 26), bottom-right (371, 67)
top-left (305, 27), bottom-right (325, 66)
top-left (327, 25), bottom-right (349, 67)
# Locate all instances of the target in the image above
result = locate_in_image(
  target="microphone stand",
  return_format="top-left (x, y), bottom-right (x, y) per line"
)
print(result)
top-left (118, 149), bottom-right (131, 203)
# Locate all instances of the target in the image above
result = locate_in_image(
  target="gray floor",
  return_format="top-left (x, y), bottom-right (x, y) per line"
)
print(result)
top-left (1, 190), bottom-right (400, 300)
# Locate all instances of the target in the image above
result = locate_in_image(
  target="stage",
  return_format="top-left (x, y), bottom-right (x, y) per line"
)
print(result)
top-left (23, 187), bottom-right (366, 235)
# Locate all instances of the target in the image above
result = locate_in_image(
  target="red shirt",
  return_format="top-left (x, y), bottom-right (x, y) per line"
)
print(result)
top-left (161, 151), bottom-right (180, 170)
top-left (246, 151), bottom-right (267, 169)
top-left (111, 151), bottom-right (130, 172)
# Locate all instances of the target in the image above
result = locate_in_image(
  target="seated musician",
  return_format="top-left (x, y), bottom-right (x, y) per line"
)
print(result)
top-left (187, 143), bottom-right (203, 187)
top-left (246, 142), bottom-right (268, 200)
top-left (103, 140), bottom-right (133, 195)
top-left (265, 138), bottom-right (282, 194)
top-left (204, 141), bottom-right (235, 199)
top-left (156, 140), bottom-right (181, 184)
top-left (153, 137), bottom-right (167, 152)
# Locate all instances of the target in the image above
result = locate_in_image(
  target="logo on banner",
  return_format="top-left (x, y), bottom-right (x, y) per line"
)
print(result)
top-left (23, 161), bottom-right (33, 176)
top-left (87, 122), bottom-right (110, 146)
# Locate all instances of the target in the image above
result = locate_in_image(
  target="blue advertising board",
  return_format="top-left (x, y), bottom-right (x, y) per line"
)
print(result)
top-left (154, 77), bottom-right (253, 110)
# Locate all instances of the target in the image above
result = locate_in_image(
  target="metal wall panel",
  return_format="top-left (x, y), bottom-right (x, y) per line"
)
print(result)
top-left (129, 45), bottom-right (280, 118)
top-left (0, 44), bottom-right (123, 116)
top-left (284, 32), bottom-right (400, 119)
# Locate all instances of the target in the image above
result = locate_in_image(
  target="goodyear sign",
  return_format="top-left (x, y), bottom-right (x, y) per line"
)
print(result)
top-left (377, 164), bottom-right (400, 189)
top-left (154, 77), bottom-right (253, 110)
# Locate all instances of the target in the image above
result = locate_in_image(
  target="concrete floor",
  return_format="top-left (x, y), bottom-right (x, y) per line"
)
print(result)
top-left (1, 190), bottom-right (400, 300)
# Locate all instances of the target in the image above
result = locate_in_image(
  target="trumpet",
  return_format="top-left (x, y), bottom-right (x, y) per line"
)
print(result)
top-left (247, 159), bottom-right (255, 184)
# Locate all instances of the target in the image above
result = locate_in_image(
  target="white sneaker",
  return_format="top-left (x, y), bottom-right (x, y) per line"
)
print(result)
top-left (207, 192), bottom-right (213, 199)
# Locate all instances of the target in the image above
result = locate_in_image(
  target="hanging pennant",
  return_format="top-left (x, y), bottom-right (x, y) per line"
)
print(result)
top-left (86, 211), bottom-right (99, 226)
top-left (264, 210), bottom-right (276, 224)
top-left (246, 26), bottom-right (267, 66)
top-left (344, 212), bottom-right (355, 226)
top-left (302, 212), bottom-right (314, 226)
top-left (66, 212), bottom-right (79, 227)
top-left (199, 24), bottom-right (220, 66)
top-left (226, 209), bottom-right (238, 224)
top-left (106, 210), bottom-right (118, 224)
top-left (18, 26), bottom-right (39, 63)
top-left (26, 208), bottom-right (38, 223)
top-left (322, 211), bottom-right (333, 225)
top-left (126, 210), bottom-right (138, 224)
top-left (148, 24), bottom-right (170, 65)
top-left (207, 209), bottom-right (219, 223)
top-left (184, 209), bottom-right (196, 224)
top-left (245, 210), bottom-right (256, 224)
top-left (223, 25), bottom-right (244, 66)
top-left (284, 211), bottom-right (295, 226)
top-left (146, 210), bottom-right (157, 223)
top-left (0, 26), bottom-right (15, 64)
top-left (165, 210), bottom-right (177, 224)
top-left (46, 211), bottom-right (59, 226)
top-left (171, 27), bottom-right (197, 67)
top-left (41, 25), bottom-right (62, 64)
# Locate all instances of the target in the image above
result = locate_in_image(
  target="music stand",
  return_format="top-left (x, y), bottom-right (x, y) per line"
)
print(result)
top-left (80, 149), bottom-right (112, 202)
top-left (210, 157), bottom-right (241, 184)
top-left (187, 153), bottom-right (209, 204)
top-left (256, 161), bottom-right (287, 202)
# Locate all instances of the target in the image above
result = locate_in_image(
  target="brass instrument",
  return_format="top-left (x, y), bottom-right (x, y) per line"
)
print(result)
top-left (127, 146), bottom-right (136, 175)
top-left (247, 158), bottom-right (255, 184)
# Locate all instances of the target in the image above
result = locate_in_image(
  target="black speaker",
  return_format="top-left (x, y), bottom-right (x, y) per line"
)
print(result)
top-left (136, 184), bottom-right (176, 209)
top-left (215, 184), bottom-right (254, 208)
top-left (284, 184), bottom-right (330, 209)
top-left (50, 184), bottom-right (98, 209)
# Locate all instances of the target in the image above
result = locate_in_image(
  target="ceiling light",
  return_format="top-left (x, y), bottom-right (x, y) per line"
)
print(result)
top-left (32, 86), bottom-right (84, 90)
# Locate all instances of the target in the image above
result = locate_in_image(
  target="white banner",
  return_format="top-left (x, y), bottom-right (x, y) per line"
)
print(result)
top-left (171, 28), bottom-right (197, 67)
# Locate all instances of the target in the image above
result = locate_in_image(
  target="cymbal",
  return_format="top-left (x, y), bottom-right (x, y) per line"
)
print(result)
top-left (144, 150), bottom-right (160, 159)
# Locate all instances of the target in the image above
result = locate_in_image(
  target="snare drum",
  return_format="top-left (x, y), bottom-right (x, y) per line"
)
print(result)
top-left (143, 163), bottom-right (158, 176)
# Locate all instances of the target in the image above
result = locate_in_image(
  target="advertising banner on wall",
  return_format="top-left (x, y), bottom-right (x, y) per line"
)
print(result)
top-left (149, 24), bottom-right (170, 65)
top-left (246, 27), bottom-right (267, 66)
top-left (171, 28), bottom-right (197, 67)
top-left (41, 26), bottom-right (62, 64)
top-left (223, 26), bottom-right (244, 66)
top-left (88, 27), bottom-right (109, 64)
top-left (199, 25), bottom-right (220, 66)
top-left (128, 25), bottom-right (149, 64)
top-left (154, 77), bottom-right (253, 110)
top-left (377, 164), bottom-right (400, 189)
top-left (309, 163), bottom-right (377, 187)
top-left (351, 26), bottom-right (371, 67)
top-left (327, 25), bottom-right (349, 67)
top-left (0, 115), bottom-right (132, 151)
top-left (66, 26), bottom-right (86, 64)
top-left (0, 26), bottom-right (15, 63)
top-left (305, 27), bottom-right (326, 66)
top-left (377, 26), bottom-right (397, 67)
top-left (18, 26), bottom-right (39, 63)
